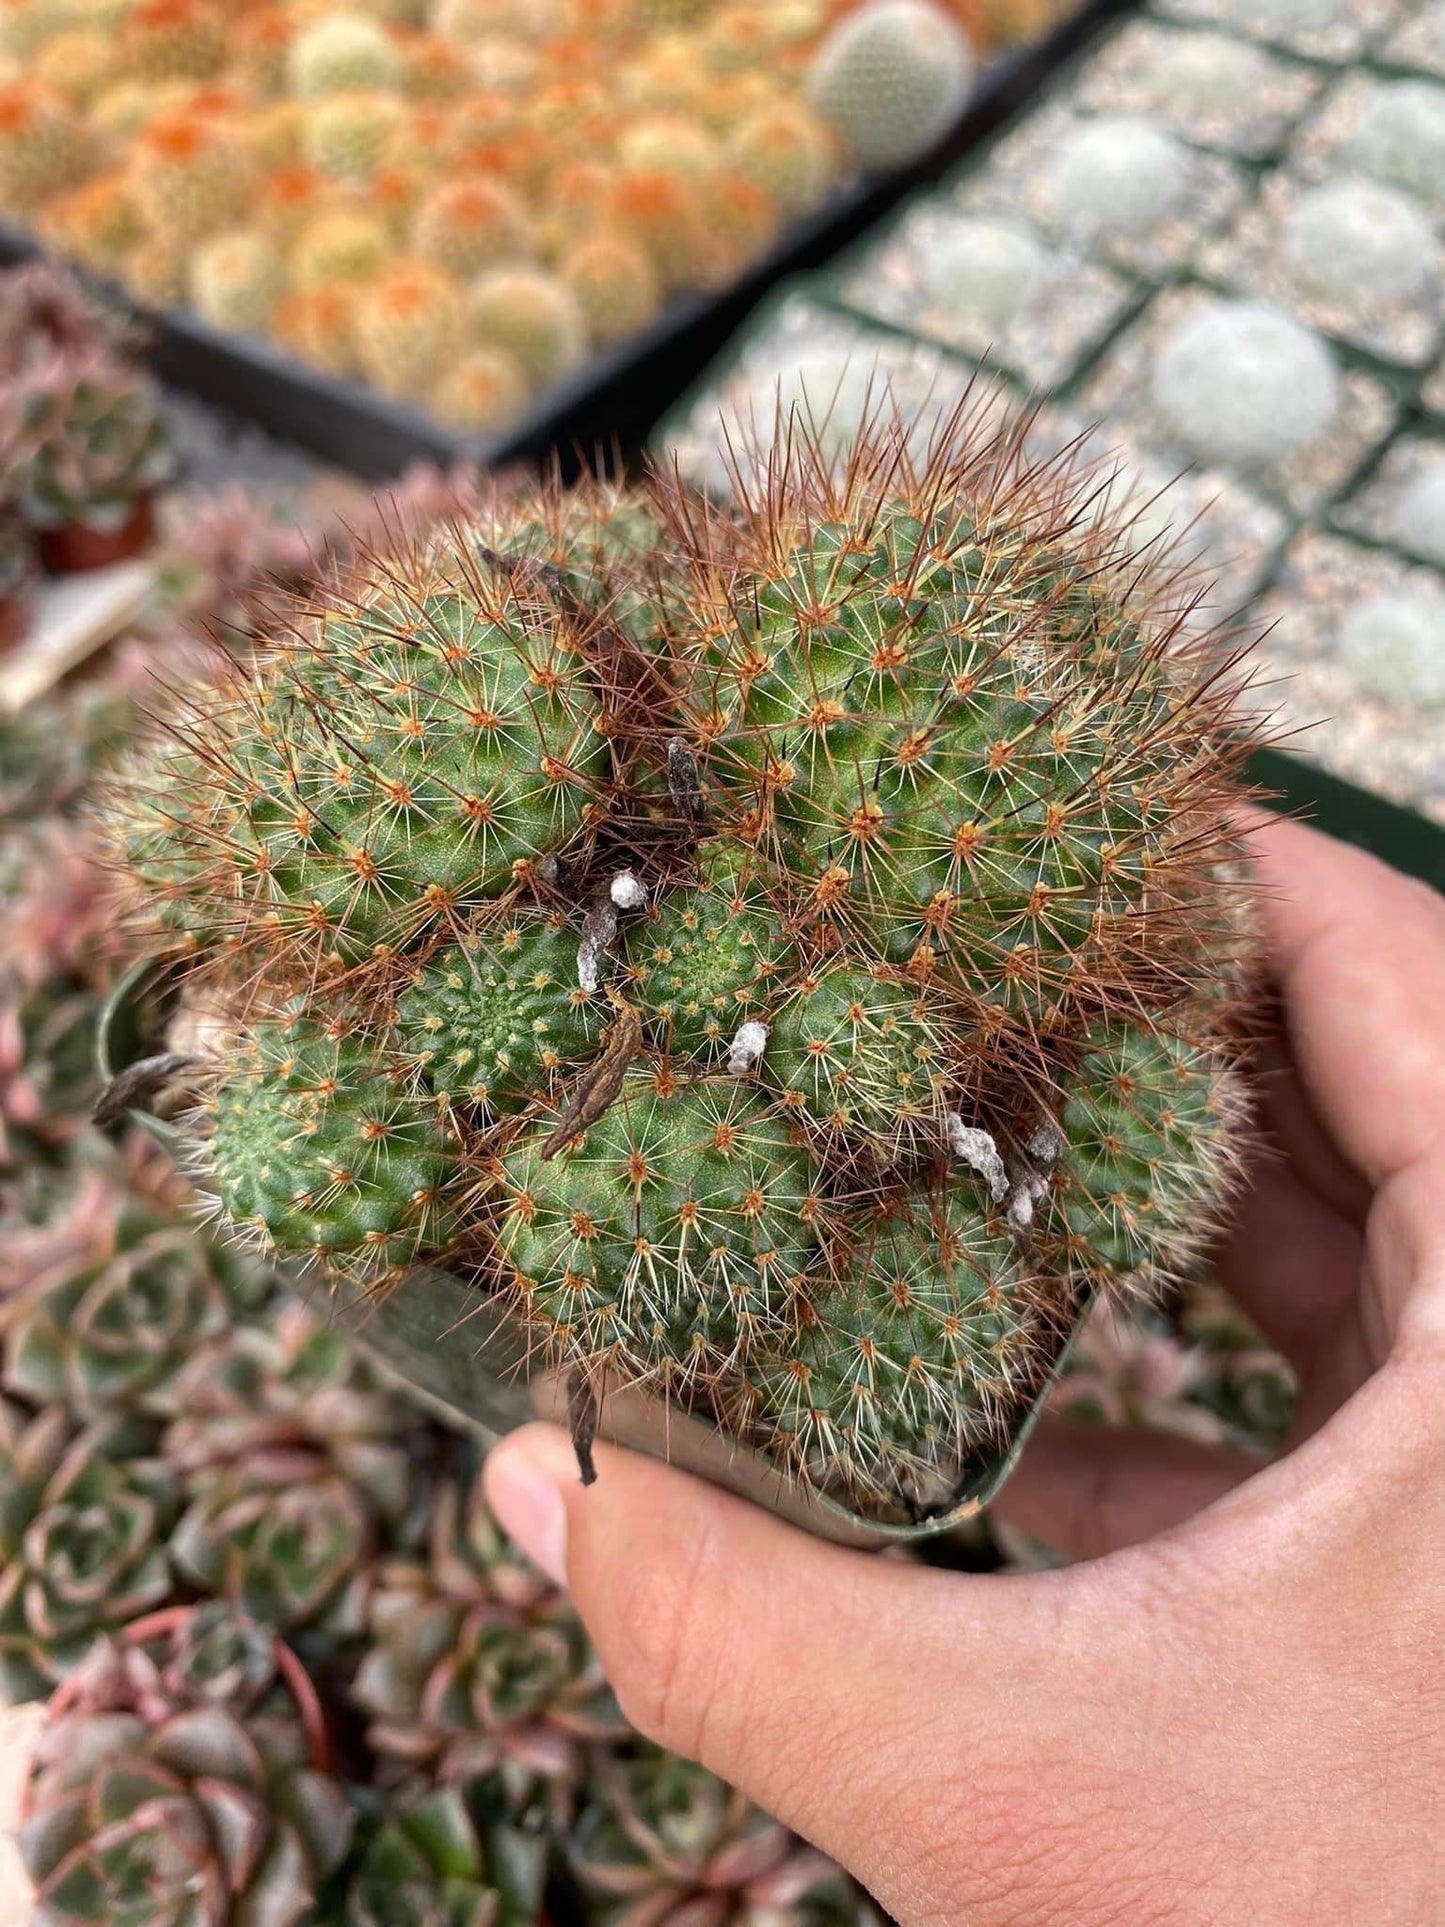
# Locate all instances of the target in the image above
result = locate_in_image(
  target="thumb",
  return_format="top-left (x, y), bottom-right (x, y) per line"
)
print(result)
top-left (483, 1422), bottom-right (1144, 1914)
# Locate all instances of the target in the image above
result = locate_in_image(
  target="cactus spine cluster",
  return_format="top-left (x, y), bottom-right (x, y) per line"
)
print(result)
top-left (109, 413), bottom-right (1258, 1523)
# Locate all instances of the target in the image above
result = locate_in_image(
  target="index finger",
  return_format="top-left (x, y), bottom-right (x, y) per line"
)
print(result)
top-left (1242, 812), bottom-right (1445, 1193)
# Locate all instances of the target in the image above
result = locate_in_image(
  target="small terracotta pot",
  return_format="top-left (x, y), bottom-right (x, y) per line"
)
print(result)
top-left (36, 495), bottom-right (155, 575)
top-left (0, 586), bottom-right (33, 657)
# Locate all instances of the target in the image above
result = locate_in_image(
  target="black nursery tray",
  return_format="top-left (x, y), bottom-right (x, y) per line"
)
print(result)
top-left (0, 0), bottom-right (1133, 482)
top-left (1247, 748), bottom-right (1445, 894)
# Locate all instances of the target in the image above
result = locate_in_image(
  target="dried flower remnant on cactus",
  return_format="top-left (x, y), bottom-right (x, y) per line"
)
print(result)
top-left (109, 416), bottom-right (1261, 1524)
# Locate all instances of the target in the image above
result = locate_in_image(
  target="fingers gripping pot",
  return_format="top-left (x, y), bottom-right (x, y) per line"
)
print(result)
top-left (96, 414), bottom-right (1262, 1549)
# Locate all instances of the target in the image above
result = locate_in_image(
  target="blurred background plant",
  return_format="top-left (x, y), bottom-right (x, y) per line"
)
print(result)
top-left (0, 0), bottom-right (1083, 436)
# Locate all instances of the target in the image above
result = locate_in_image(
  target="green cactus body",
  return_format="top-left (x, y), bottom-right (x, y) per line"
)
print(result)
top-left (495, 1072), bottom-right (822, 1389)
top-left (690, 498), bottom-right (1201, 1021)
top-left (741, 1187), bottom-right (1042, 1516)
top-left (209, 1011), bottom-right (464, 1281)
top-left (762, 964), bottom-right (950, 1163)
top-left (112, 430), bottom-right (1258, 1525)
top-left (397, 915), bottom-right (605, 1114)
top-left (1051, 1022), bottom-right (1244, 1282)
top-left (624, 843), bottom-right (795, 1063)
top-left (117, 557), bottom-right (611, 962)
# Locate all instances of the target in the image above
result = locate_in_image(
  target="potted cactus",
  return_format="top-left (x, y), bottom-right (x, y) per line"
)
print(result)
top-left (13, 347), bottom-right (174, 573)
top-left (99, 409), bottom-right (1261, 1542)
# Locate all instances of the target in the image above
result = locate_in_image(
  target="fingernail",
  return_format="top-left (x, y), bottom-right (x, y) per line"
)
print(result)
top-left (486, 1445), bottom-right (568, 1589)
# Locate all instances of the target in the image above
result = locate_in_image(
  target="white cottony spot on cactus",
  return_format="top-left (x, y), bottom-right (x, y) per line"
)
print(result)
top-left (1337, 591), bottom-right (1445, 709)
top-left (1390, 458), bottom-right (1445, 567)
top-left (1282, 177), bottom-right (1434, 308)
top-left (1028, 1116), bottom-right (1066, 1167)
top-left (1005, 1169), bottom-right (1050, 1237)
top-left (1146, 29), bottom-right (1267, 111)
top-left (609, 872), bottom-right (647, 911)
top-left (1045, 116), bottom-right (1194, 238)
top-left (946, 1116), bottom-right (1009, 1202)
top-left (1353, 79), bottom-right (1445, 203)
top-left (1151, 300), bottom-right (1340, 470)
top-left (807, 0), bottom-right (975, 173)
top-left (726, 1020), bottom-right (769, 1074)
top-left (922, 217), bottom-right (1050, 328)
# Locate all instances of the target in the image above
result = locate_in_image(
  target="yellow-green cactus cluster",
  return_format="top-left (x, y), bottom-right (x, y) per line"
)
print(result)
top-left (0, 0), bottom-right (1082, 433)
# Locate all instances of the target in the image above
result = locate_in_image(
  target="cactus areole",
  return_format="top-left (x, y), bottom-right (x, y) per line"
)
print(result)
top-left (105, 408), bottom-right (1261, 1529)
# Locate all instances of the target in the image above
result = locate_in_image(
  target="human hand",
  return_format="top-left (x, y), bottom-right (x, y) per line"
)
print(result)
top-left (485, 816), bottom-right (1445, 1927)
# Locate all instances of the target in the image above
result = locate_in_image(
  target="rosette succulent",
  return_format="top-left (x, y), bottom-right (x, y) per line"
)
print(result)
top-left (11, 347), bottom-right (174, 534)
top-left (568, 1748), bottom-right (877, 1925)
top-left (163, 1304), bottom-right (418, 1634)
top-left (340, 1788), bottom-right (547, 1927)
top-left (1, 1180), bottom-right (271, 1416)
top-left (108, 418), bottom-right (1258, 1526)
top-left (353, 1466), bottom-right (626, 1813)
top-left (19, 1603), bottom-right (352, 1927)
top-left (0, 1399), bottom-right (178, 1701)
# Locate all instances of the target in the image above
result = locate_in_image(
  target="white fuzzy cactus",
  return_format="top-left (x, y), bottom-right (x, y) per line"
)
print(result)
top-left (1390, 458), bottom-right (1445, 567)
top-left (1045, 115), bottom-right (1194, 238)
top-left (1337, 590), bottom-right (1445, 709)
top-left (1151, 300), bottom-right (1340, 470)
top-left (1353, 79), bottom-right (1445, 203)
top-left (922, 216), bottom-right (1050, 326)
top-left (1145, 30), bottom-right (1268, 111)
top-left (806, 0), bottom-right (975, 173)
top-left (1282, 177), bottom-right (1434, 307)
